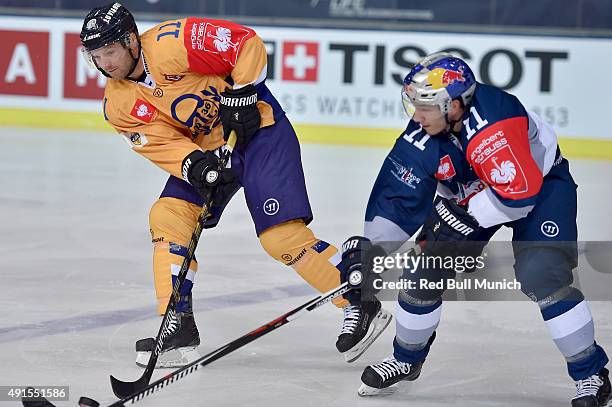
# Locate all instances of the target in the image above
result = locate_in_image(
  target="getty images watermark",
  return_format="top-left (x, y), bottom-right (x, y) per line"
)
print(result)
top-left (363, 241), bottom-right (612, 302)
top-left (370, 251), bottom-right (521, 292)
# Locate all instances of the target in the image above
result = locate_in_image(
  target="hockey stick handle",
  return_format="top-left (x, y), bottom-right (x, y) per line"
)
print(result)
top-left (110, 132), bottom-right (238, 397)
top-left (106, 282), bottom-right (350, 406)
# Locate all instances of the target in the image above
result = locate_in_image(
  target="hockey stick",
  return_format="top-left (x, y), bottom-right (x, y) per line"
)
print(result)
top-left (23, 242), bottom-right (421, 407)
top-left (22, 282), bottom-right (350, 407)
top-left (105, 282), bottom-right (351, 406)
top-left (110, 131), bottom-right (237, 399)
top-left (103, 246), bottom-right (415, 405)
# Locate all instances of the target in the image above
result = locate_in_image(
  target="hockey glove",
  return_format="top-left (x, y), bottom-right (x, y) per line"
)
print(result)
top-left (339, 236), bottom-right (386, 303)
top-left (182, 149), bottom-right (238, 203)
top-left (417, 196), bottom-right (482, 259)
top-left (219, 84), bottom-right (261, 147)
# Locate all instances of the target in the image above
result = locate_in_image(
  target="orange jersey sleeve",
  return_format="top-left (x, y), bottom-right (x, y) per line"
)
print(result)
top-left (103, 90), bottom-right (201, 180)
top-left (121, 124), bottom-right (200, 180)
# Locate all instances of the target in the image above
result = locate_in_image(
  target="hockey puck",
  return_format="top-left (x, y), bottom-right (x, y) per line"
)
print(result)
top-left (78, 396), bottom-right (100, 407)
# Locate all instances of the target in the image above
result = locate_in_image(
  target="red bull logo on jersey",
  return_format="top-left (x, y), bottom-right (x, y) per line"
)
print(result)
top-left (427, 67), bottom-right (466, 89)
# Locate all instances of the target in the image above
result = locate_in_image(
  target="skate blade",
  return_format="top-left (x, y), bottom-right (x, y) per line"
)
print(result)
top-left (344, 309), bottom-right (392, 363)
top-left (135, 346), bottom-right (201, 368)
top-left (358, 383), bottom-right (397, 397)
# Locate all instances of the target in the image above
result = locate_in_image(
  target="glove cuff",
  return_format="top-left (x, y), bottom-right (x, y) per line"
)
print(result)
top-left (220, 84), bottom-right (258, 107)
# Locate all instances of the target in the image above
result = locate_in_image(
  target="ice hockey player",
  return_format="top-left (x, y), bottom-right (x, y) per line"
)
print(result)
top-left (79, 3), bottom-right (390, 368)
top-left (350, 52), bottom-right (610, 407)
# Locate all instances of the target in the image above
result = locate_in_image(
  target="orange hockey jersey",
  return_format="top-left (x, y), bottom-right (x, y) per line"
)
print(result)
top-left (102, 18), bottom-right (284, 179)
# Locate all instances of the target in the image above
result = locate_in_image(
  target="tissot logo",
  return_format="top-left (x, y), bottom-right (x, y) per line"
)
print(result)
top-left (263, 39), bottom-right (568, 91)
top-left (282, 42), bottom-right (318, 82)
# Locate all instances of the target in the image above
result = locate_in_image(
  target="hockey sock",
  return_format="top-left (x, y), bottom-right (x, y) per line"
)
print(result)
top-left (539, 287), bottom-right (609, 380)
top-left (150, 197), bottom-right (201, 315)
top-left (168, 243), bottom-right (197, 313)
top-left (259, 220), bottom-right (348, 308)
top-left (393, 291), bottom-right (441, 364)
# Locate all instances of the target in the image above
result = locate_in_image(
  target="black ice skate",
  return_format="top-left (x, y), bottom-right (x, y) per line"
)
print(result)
top-left (135, 311), bottom-right (201, 368)
top-left (358, 356), bottom-right (423, 397)
top-left (335, 299), bottom-right (392, 363)
top-left (572, 368), bottom-right (611, 407)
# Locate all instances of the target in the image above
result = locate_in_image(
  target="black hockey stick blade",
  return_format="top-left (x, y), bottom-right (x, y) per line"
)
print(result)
top-left (110, 370), bottom-right (153, 399)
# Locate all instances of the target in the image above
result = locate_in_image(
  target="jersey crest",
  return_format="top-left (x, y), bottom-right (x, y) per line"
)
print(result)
top-left (170, 85), bottom-right (222, 140)
top-left (130, 99), bottom-right (158, 123)
top-left (435, 154), bottom-right (457, 180)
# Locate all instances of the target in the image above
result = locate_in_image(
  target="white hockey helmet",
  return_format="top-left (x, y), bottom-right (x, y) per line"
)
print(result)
top-left (402, 52), bottom-right (477, 117)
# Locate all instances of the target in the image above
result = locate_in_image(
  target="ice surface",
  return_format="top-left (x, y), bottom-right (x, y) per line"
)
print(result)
top-left (1, 128), bottom-right (610, 406)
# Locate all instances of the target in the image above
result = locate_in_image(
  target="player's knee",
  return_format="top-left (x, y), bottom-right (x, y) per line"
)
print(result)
top-left (514, 246), bottom-right (575, 301)
top-left (149, 197), bottom-right (201, 245)
top-left (259, 219), bottom-right (318, 264)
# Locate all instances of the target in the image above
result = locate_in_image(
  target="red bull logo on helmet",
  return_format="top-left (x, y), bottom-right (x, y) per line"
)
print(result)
top-left (427, 67), bottom-right (466, 89)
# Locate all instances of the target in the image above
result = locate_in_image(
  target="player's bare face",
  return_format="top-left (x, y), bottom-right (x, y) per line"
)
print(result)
top-left (90, 42), bottom-right (133, 79)
top-left (412, 105), bottom-right (447, 135)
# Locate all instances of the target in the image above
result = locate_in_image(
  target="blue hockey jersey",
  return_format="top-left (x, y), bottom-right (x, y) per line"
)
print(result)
top-left (365, 119), bottom-right (485, 242)
top-left (365, 83), bottom-right (559, 242)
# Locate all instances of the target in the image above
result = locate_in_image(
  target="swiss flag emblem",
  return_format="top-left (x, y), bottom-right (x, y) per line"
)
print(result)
top-left (130, 99), bottom-right (157, 123)
top-left (481, 145), bottom-right (529, 197)
top-left (282, 42), bottom-right (318, 82)
top-left (435, 155), bottom-right (456, 180)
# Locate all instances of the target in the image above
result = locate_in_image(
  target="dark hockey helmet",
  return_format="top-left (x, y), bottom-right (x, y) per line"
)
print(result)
top-left (80, 3), bottom-right (141, 78)
top-left (80, 2), bottom-right (137, 52)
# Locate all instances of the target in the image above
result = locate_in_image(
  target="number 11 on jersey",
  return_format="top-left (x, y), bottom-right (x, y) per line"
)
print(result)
top-left (403, 127), bottom-right (430, 151)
